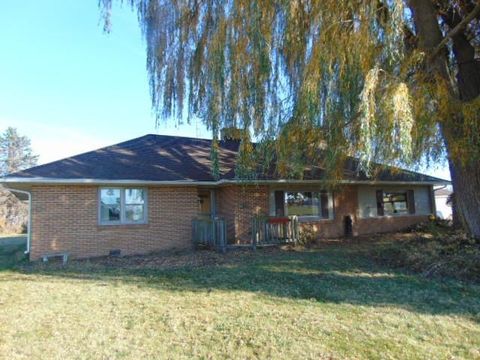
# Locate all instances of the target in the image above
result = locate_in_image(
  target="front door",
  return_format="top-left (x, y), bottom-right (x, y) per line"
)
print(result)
top-left (198, 189), bottom-right (214, 219)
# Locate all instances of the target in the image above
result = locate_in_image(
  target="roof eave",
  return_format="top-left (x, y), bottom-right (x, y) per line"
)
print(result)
top-left (1, 177), bottom-right (451, 186)
top-left (219, 179), bottom-right (450, 186)
top-left (1, 177), bottom-right (216, 186)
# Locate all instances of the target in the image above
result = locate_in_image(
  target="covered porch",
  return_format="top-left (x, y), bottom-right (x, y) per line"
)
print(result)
top-left (192, 186), bottom-right (299, 252)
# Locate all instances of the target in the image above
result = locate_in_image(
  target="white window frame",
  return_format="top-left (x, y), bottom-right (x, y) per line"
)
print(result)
top-left (98, 187), bottom-right (148, 225)
top-left (269, 189), bottom-right (334, 221)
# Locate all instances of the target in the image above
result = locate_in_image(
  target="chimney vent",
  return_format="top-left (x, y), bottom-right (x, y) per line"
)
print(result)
top-left (220, 127), bottom-right (248, 141)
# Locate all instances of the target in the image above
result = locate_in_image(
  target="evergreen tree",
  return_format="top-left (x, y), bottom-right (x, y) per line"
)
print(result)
top-left (0, 127), bottom-right (38, 176)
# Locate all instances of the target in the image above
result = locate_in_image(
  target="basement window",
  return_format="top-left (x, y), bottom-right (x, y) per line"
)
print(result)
top-left (99, 188), bottom-right (147, 225)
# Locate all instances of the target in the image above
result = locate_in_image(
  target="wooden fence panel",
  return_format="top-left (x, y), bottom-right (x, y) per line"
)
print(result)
top-left (252, 216), bottom-right (299, 247)
top-left (192, 217), bottom-right (227, 252)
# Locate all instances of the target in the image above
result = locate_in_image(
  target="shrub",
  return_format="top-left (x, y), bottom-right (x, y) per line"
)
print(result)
top-left (371, 222), bottom-right (480, 282)
top-left (298, 224), bottom-right (317, 246)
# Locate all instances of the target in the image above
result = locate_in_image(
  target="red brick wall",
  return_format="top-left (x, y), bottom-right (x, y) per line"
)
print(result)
top-left (216, 186), bottom-right (237, 241)
top-left (216, 185), bottom-right (269, 243)
top-left (296, 185), bottom-right (359, 238)
top-left (229, 184), bottom-right (430, 240)
top-left (29, 184), bottom-right (431, 260)
top-left (280, 185), bottom-right (429, 238)
top-left (30, 185), bottom-right (198, 260)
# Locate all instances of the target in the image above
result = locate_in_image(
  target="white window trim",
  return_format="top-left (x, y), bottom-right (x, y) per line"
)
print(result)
top-left (98, 187), bottom-right (148, 225)
top-left (269, 189), bottom-right (335, 221)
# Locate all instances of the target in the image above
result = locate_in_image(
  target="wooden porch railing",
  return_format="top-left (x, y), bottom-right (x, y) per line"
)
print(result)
top-left (193, 216), bottom-right (299, 253)
top-left (192, 217), bottom-right (227, 253)
top-left (252, 215), bottom-right (299, 249)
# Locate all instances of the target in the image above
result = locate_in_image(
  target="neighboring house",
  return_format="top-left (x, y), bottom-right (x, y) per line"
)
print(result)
top-left (434, 187), bottom-right (453, 220)
top-left (2, 134), bottom-right (449, 260)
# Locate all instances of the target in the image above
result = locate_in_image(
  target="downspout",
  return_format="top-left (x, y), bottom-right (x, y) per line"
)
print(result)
top-left (5, 188), bottom-right (32, 255)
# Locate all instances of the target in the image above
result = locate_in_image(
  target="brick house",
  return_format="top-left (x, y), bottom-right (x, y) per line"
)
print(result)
top-left (2, 134), bottom-right (448, 260)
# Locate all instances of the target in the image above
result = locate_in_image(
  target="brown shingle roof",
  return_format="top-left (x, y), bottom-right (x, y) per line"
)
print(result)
top-left (5, 134), bottom-right (448, 183)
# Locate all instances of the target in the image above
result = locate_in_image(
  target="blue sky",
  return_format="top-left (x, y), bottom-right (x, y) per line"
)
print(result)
top-left (0, 0), bottom-right (209, 164)
top-left (0, 1), bottom-right (450, 180)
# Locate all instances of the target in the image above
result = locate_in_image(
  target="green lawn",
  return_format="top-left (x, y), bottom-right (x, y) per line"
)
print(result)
top-left (1, 241), bottom-right (479, 359)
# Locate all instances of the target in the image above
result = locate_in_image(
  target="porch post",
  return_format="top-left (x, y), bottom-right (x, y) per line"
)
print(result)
top-left (210, 189), bottom-right (216, 219)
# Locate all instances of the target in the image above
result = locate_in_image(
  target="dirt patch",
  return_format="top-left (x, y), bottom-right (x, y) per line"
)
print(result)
top-left (24, 246), bottom-right (287, 271)
top-left (21, 222), bottom-right (479, 283)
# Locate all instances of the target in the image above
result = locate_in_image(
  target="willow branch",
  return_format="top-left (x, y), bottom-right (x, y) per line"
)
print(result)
top-left (431, 1), bottom-right (480, 60)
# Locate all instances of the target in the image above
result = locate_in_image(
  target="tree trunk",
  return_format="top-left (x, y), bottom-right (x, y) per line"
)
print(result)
top-left (447, 160), bottom-right (461, 228)
top-left (409, 0), bottom-right (480, 239)
top-left (440, 5), bottom-right (480, 102)
top-left (448, 159), bottom-right (480, 237)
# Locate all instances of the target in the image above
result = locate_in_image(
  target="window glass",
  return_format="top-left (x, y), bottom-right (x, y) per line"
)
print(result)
top-left (125, 189), bottom-right (145, 204)
top-left (100, 188), bottom-right (121, 222)
top-left (285, 192), bottom-right (321, 217)
top-left (383, 192), bottom-right (408, 215)
top-left (125, 189), bottom-right (145, 222)
top-left (99, 188), bottom-right (146, 224)
top-left (125, 204), bottom-right (145, 222)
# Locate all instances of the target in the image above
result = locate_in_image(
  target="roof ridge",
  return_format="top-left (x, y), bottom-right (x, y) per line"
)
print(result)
top-left (146, 133), bottom-right (212, 142)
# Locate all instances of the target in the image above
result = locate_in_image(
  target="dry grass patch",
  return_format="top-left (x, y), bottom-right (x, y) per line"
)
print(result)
top-left (368, 222), bottom-right (480, 282)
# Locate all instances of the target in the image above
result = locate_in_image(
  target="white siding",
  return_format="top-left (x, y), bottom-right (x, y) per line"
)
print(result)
top-left (357, 187), bottom-right (378, 218)
top-left (415, 187), bottom-right (432, 215)
top-left (357, 185), bottom-right (432, 218)
top-left (435, 195), bottom-right (453, 219)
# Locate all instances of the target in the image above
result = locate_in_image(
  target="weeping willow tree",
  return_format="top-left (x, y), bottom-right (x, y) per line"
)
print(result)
top-left (100, 0), bottom-right (480, 238)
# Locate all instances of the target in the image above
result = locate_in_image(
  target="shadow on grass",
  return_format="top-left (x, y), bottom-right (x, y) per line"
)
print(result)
top-left (5, 244), bottom-right (480, 321)
top-left (0, 239), bottom-right (27, 270)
